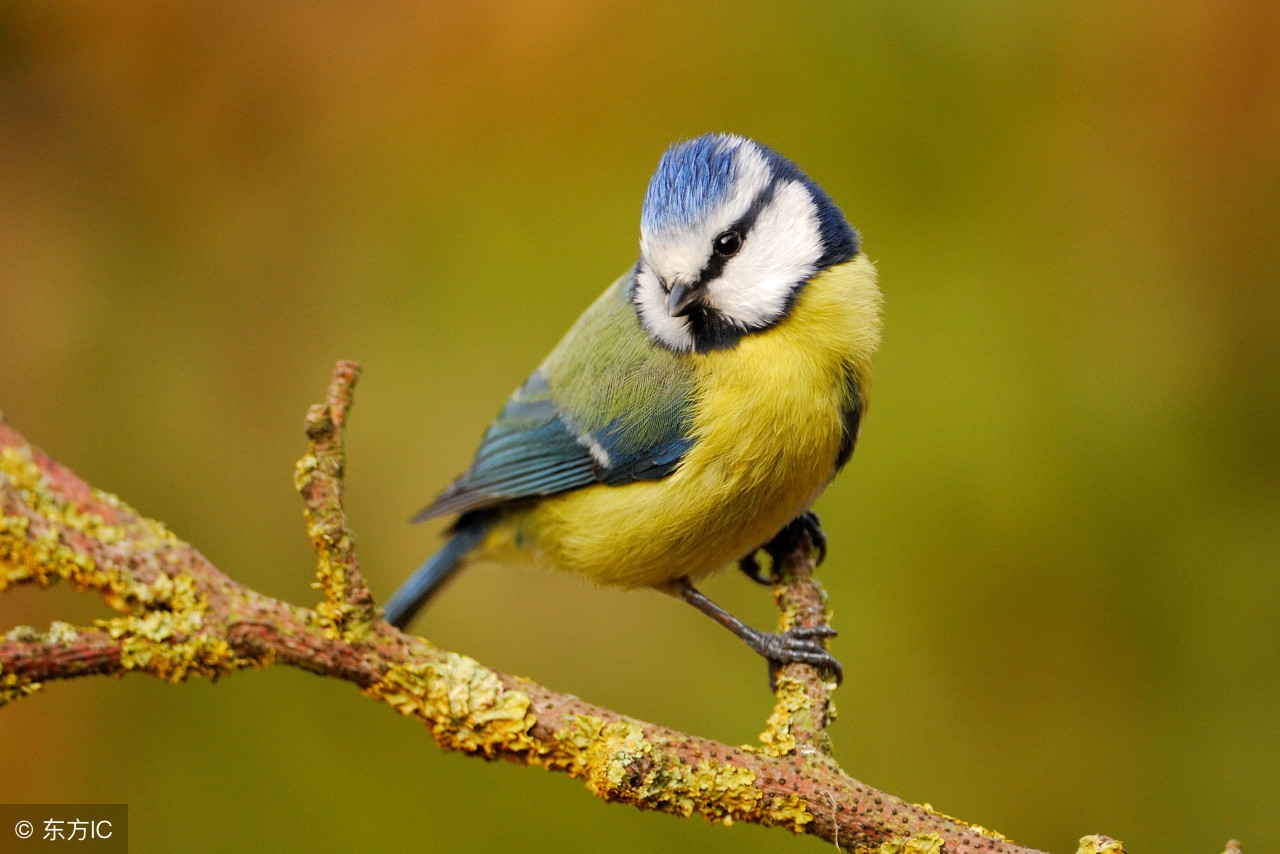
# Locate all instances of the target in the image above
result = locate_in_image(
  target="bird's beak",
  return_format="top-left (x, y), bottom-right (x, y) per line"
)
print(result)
top-left (666, 280), bottom-right (702, 317)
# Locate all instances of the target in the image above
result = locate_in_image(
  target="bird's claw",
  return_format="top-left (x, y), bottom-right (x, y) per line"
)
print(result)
top-left (747, 624), bottom-right (843, 686)
top-left (737, 553), bottom-right (771, 585)
top-left (777, 511), bottom-right (827, 566)
top-left (737, 511), bottom-right (829, 585)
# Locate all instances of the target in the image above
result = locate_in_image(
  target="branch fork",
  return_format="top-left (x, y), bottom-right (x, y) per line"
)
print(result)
top-left (0, 360), bottom-right (1182, 854)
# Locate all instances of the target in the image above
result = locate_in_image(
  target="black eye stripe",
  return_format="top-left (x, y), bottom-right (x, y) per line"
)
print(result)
top-left (731, 179), bottom-right (779, 239)
top-left (696, 179), bottom-right (779, 286)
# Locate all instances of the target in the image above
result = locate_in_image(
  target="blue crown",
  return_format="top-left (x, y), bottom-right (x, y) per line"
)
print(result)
top-left (640, 134), bottom-right (747, 235)
top-left (640, 134), bottom-right (859, 268)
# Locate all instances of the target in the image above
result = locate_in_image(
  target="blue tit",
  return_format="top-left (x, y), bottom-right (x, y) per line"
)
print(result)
top-left (384, 133), bottom-right (881, 681)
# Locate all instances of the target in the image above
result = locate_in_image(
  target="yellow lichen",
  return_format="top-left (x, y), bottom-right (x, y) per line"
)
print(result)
top-left (0, 670), bottom-right (42, 707)
top-left (581, 719), bottom-right (655, 793)
top-left (293, 453), bottom-right (321, 484)
top-left (967, 824), bottom-right (1009, 843)
top-left (4, 626), bottom-right (41, 642)
top-left (98, 570), bottom-right (239, 682)
top-left (614, 754), bottom-right (764, 823)
top-left (553, 713), bottom-right (609, 755)
top-left (115, 634), bottom-right (239, 682)
top-left (0, 509), bottom-right (106, 594)
top-left (45, 621), bottom-right (78, 644)
top-left (573, 719), bottom-right (812, 831)
top-left (0, 445), bottom-right (175, 550)
top-left (295, 453), bottom-right (372, 644)
top-left (764, 792), bottom-right (814, 831)
top-left (755, 674), bottom-right (812, 756)
top-left (1077, 835), bottom-right (1126, 854)
top-left (917, 803), bottom-right (1009, 843)
top-left (308, 545), bottom-right (370, 644)
top-left (549, 710), bottom-right (819, 831)
top-left (878, 831), bottom-right (946, 854)
top-left (364, 652), bottom-right (540, 756)
top-left (0, 444), bottom-right (173, 609)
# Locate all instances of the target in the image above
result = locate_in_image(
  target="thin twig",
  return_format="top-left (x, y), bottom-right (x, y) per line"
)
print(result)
top-left (296, 359), bottom-right (376, 638)
top-left (763, 534), bottom-right (839, 756)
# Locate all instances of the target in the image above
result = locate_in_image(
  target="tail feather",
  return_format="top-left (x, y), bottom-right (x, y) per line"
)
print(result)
top-left (383, 523), bottom-right (488, 629)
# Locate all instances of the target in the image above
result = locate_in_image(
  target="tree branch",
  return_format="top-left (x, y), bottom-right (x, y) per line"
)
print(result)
top-left (1, 360), bottom-right (1119, 853)
top-left (296, 359), bottom-right (378, 640)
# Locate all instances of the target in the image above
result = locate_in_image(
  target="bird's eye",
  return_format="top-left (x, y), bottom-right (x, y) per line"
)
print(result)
top-left (712, 230), bottom-right (743, 258)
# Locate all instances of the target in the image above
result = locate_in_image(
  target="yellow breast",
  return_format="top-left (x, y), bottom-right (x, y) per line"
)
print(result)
top-left (514, 254), bottom-right (880, 588)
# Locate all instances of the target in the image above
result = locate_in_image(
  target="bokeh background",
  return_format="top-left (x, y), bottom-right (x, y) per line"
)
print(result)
top-left (1, 2), bottom-right (1277, 852)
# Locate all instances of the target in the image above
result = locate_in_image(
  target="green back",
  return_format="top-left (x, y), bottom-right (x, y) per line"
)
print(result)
top-left (414, 272), bottom-right (695, 521)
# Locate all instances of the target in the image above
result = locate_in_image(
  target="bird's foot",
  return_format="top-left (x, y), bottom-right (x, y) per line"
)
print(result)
top-left (771, 510), bottom-right (827, 566)
top-left (737, 552), bottom-right (771, 585)
top-left (737, 511), bottom-right (828, 586)
top-left (744, 624), bottom-right (843, 686)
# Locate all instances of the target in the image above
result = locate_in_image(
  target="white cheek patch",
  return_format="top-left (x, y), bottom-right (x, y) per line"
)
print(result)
top-left (634, 262), bottom-right (695, 352)
top-left (633, 141), bottom-right (827, 348)
top-left (705, 181), bottom-right (822, 328)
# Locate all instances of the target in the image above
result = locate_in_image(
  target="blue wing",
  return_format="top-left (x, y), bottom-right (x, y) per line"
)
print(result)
top-left (413, 370), bottom-right (692, 522)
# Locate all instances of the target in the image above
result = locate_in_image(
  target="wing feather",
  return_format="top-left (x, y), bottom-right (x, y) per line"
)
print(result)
top-left (413, 273), bottom-right (697, 523)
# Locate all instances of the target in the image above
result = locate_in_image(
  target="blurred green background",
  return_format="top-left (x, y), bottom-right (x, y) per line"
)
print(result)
top-left (1, 2), bottom-right (1276, 852)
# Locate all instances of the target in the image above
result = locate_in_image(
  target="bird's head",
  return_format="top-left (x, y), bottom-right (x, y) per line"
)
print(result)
top-left (634, 133), bottom-right (859, 353)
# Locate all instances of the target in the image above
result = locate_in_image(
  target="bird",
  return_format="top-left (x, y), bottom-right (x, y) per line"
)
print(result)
top-left (383, 133), bottom-right (881, 682)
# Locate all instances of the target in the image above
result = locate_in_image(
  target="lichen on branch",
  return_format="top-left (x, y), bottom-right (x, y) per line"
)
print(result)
top-left (295, 359), bottom-right (376, 641)
top-left (0, 362), bottom-right (1072, 853)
